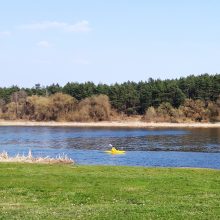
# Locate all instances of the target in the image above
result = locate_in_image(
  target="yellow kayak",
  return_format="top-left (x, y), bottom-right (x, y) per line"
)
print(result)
top-left (105, 147), bottom-right (126, 155)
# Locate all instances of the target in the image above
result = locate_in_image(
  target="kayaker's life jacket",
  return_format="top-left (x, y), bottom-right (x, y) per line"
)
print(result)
top-left (111, 147), bottom-right (117, 152)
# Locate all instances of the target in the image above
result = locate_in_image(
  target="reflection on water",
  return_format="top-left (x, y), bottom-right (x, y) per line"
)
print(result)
top-left (0, 126), bottom-right (220, 168)
top-left (0, 126), bottom-right (220, 152)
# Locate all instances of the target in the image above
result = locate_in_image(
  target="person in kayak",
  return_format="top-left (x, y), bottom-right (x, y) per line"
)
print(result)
top-left (109, 144), bottom-right (119, 152)
top-left (105, 144), bottom-right (125, 154)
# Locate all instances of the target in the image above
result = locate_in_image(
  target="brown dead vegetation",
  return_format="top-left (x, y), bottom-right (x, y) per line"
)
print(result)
top-left (143, 99), bottom-right (220, 123)
top-left (0, 92), bottom-right (112, 122)
top-left (66, 95), bottom-right (111, 122)
top-left (1, 90), bottom-right (220, 123)
top-left (0, 150), bottom-right (74, 164)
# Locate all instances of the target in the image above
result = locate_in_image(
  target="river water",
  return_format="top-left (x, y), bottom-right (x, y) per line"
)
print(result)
top-left (0, 126), bottom-right (220, 169)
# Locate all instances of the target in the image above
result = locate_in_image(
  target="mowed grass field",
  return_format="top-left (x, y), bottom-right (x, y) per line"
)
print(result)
top-left (0, 163), bottom-right (219, 219)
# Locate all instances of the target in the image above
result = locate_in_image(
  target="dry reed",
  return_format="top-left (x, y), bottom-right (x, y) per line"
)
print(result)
top-left (0, 149), bottom-right (74, 164)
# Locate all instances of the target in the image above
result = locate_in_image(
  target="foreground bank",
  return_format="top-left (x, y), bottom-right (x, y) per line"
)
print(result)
top-left (1, 120), bottom-right (220, 128)
top-left (0, 164), bottom-right (219, 219)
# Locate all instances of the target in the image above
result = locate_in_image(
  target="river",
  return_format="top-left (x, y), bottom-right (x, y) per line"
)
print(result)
top-left (0, 126), bottom-right (220, 169)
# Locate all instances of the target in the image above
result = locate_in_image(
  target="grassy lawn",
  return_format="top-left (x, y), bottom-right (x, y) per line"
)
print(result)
top-left (0, 163), bottom-right (219, 219)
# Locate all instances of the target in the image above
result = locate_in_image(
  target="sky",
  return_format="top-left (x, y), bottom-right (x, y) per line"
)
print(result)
top-left (0, 0), bottom-right (220, 87)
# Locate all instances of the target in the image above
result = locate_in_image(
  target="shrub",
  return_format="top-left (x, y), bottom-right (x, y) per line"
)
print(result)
top-left (69, 95), bottom-right (111, 122)
top-left (143, 106), bottom-right (157, 122)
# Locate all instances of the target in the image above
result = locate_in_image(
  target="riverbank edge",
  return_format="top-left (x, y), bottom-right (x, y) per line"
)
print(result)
top-left (0, 120), bottom-right (220, 128)
top-left (0, 162), bottom-right (218, 170)
top-left (0, 162), bottom-right (217, 170)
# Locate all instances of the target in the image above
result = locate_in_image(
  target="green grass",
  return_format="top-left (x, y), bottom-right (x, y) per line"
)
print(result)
top-left (0, 164), bottom-right (219, 219)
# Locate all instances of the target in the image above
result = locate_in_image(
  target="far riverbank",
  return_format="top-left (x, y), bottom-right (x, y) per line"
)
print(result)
top-left (0, 120), bottom-right (220, 128)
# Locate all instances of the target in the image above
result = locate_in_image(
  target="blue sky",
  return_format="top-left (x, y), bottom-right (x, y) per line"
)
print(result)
top-left (0, 0), bottom-right (219, 87)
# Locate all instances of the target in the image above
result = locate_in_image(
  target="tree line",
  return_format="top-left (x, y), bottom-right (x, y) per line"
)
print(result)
top-left (0, 73), bottom-right (220, 122)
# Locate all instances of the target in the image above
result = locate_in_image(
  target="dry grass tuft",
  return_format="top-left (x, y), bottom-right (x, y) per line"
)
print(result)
top-left (0, 150), bottom-right (74, 164)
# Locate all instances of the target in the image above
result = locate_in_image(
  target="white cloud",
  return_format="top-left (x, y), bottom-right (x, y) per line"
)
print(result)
top-left (65, 20), bottom-right (91, 32)
top-left (0, 31), bottom-right (11, 37)
top-left (37, 40), bottom-right (50, 48)
top-left (18, 20), bottom-right (91, 33)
